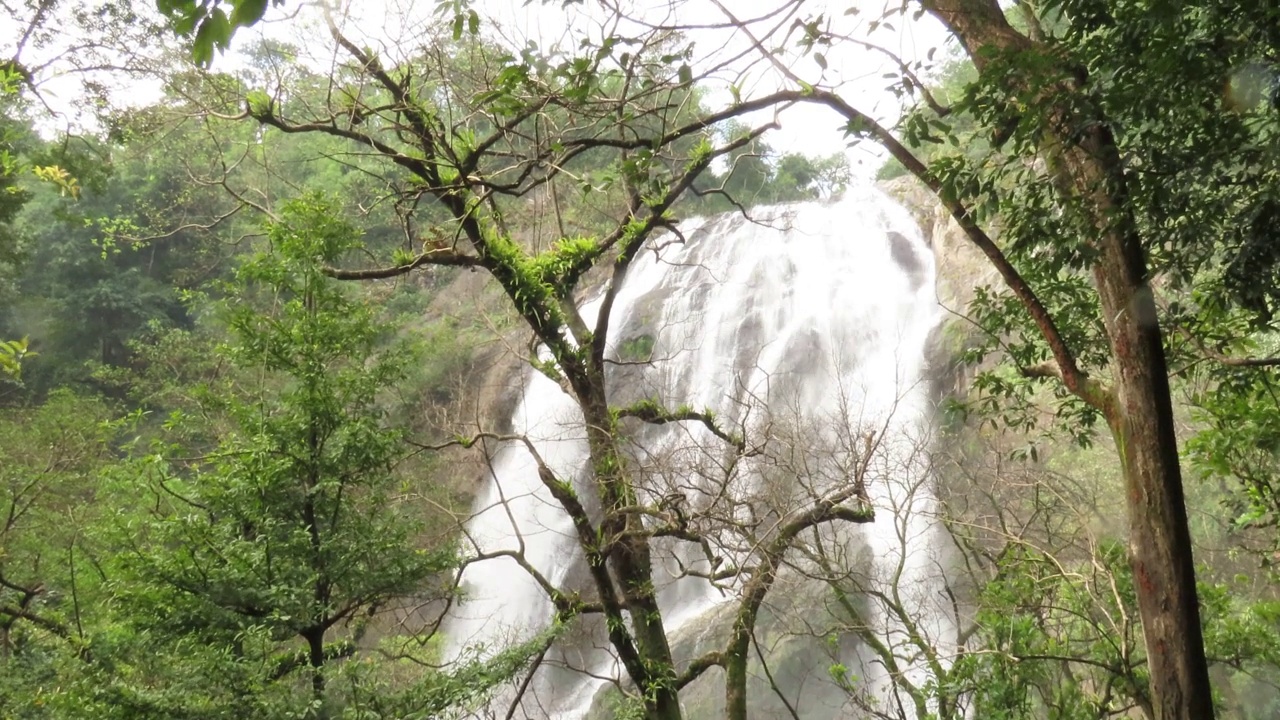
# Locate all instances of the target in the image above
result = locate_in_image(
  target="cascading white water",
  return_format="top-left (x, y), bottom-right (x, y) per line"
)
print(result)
top-left (445, 186), bottom-right (956, 719)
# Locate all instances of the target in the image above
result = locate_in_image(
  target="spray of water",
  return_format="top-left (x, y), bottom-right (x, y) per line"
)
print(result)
top-left (444, 186), bottom-right (957, 719)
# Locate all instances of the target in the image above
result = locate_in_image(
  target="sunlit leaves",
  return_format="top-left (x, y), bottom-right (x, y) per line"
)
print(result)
top-left (227, 0), bottom-right (268, 29)
top-left (31, 165), bottom-right (80, 199)
top-left (0, 336), bottom-right (32, 379)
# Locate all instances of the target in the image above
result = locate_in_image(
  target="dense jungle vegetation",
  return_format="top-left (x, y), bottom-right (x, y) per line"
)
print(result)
top-left (4, 1), bottom-right (1280, 719)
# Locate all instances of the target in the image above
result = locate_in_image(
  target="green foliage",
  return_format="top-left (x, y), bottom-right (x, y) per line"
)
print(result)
top-left (0, 196), bottom-right (520, 718)
top-left (945, 537), bottom-right (1280, 719)
top-left (0, 391), bottom-right (124, 714)
top-left (1184, 352), bottom-right (1280, 557)
top-left (695, 123), bottom-right (851, 210)
top-left (876, 51), bottom-right (979, 181)
top-left (617, 333), bottom-right (655, 363)
top-left (2, 60), bottom-right (426, 396)
top-left (951, 542), bottom-right (1151, 719)
top-left (888, 1), bottom-right (1280, 471)
top-left (101, 195), bottom-right (451, 708)
top-left (20, 1), bottom-right (1277, 716)
top-left (0, 64), bottom-right (33, 268)
top-left (0, 336), bottom-right (31, 379)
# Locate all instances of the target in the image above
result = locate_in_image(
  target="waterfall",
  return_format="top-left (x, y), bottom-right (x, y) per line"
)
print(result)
top-left (445, 186), bottom-right (957, 719)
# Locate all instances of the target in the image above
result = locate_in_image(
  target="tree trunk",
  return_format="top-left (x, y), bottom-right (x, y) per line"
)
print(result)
top-left (581, 392), bottom-right (683, 720)
top-left (1061, 100), bottom-right (1214, 720)
top-left (1095, 232), bottom-right (1215, 720)
top-left (305, 627), bottom-right (326, 700)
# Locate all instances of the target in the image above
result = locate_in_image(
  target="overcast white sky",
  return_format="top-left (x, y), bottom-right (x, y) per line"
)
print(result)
top-left (4, 0), bottom-right (957, 178)
top-left (307, 0), bottom-right (957, 177)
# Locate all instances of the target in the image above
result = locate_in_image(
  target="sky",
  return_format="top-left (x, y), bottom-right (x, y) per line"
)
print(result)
top-left (3, 0), bottom-right (958, 179)
top-left (311, 0), bottom-right (957, 178)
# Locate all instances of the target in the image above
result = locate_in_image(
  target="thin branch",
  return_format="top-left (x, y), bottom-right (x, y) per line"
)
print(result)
top-left (504, 643), bottom-right (551, 720)
top-left (323, 247), bottom-right (483, 280)
top-left (813, 30), bottom-right (951, 117)
top-left (752, 627), bottom-right (802, 720)
top-left (1175, 325), bottom-right (1280, 368)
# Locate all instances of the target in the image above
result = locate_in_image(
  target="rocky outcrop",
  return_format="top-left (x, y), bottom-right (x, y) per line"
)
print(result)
top-left (880, 176), bottom-right (1000, 404)
top-left (879, 176), bottom-right (999, 314)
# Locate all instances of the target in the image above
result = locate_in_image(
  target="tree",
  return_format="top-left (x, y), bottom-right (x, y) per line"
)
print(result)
top-left (2, 1), bottom-right (180, 394)
top-left (882, 4), bottom-right (1280, 716)
top-left (0, 65), bottom-right (31, 271)
top-left (0, 193), bottom-right (535, 718)
top-left (1, 63), bottom-right (60, 386)
top-left (105, 195), bottom-right (457, 713)
top-left (693, 124), bottom-right (851, 211)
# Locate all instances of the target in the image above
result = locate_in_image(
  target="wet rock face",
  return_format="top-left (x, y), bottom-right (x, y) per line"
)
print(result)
top-left (879, 176), bottom-right (1005, 406)
top-left (888, 230), bottom-right (926, 290)
top-left (878, 175), bottom-right (1000, 312)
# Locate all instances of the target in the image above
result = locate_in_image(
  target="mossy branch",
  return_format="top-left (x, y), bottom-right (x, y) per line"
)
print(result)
top-left (614, 399), bottom-right (747, 453)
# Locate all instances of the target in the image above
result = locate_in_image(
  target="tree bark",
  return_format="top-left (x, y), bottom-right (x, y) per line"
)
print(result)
top-left (1093, 221), bottom-right (1215, 720)
top-left (581, 389), bottom-right (683, 720)
top-left (304, 627), bottom-right (326, 700)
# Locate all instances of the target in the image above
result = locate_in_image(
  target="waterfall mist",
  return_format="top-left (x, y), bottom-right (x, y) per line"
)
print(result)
top-left (444, 187), bottom-right (958, 719)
